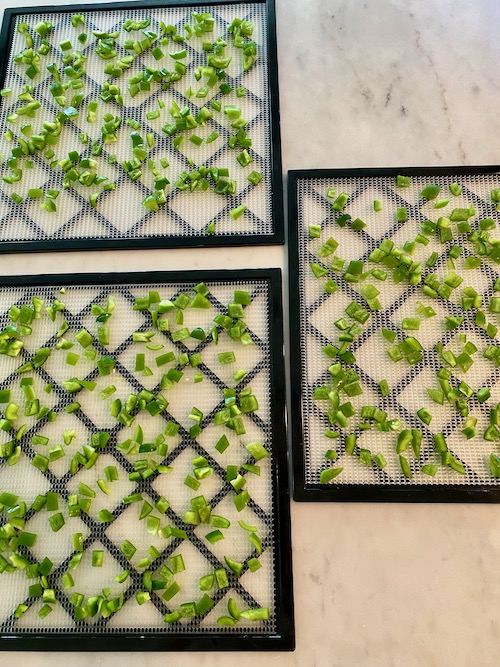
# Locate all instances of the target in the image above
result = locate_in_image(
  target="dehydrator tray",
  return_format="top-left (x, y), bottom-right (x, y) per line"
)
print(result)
top-left (0, 268), bottom-right (293, 650)
top-left (0, 0), bottom-right (283, 252)
top-left (289, 167), bottom-right (500, 502)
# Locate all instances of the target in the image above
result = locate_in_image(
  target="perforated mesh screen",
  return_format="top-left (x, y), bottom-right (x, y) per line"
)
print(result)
top-left (295, 172), bottom-right (500, 488)
top-left (0, 3), bottom-right (275, 247)
top-left (0, 275), bottom-right (279, 635)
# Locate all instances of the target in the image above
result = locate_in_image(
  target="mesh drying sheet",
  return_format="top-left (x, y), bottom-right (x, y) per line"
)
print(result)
top-left (0, 1), bottom-right (282, 251)
top-left (289, 168), bottom-right (500, 502)
top-left (0, 269), bottom-right (293, 651)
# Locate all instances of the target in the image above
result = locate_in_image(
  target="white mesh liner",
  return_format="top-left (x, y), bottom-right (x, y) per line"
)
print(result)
top-left (0, 277), bottom-right (277, 635)
top-left (0, 3), bottom-right (274, 244)
top-left (296, 173), bottom-right (500, 486)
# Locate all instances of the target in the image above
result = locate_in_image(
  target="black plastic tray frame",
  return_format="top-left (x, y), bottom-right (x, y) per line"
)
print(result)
top-left (0, 0), bottom-right (283, 252)
top-left (0, 268), bottom-right (294, 650)
top-left (289, 166), bottom-right (500, 502)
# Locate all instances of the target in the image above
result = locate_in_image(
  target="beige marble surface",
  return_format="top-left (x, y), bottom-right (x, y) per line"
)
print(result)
top-left (1, 0), bottom-right (500, 665)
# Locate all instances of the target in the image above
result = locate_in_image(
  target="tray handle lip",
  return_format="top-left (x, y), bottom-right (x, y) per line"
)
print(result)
top-left (288, 165), bottom-right (500, 181)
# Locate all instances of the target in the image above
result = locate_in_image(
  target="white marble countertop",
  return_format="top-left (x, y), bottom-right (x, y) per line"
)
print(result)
top-left (1, 0), bottom-right (500, 665)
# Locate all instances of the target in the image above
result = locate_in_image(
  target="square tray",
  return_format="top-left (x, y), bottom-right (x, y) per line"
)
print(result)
top-left (0, 268), bottom-right (293, 650)
top-left (0, 0), bottom-right (283, 251)
top-left (289, 167), bottom-right (500, 502)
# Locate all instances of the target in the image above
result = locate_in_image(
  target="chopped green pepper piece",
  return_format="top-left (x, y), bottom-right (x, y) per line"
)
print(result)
top-left (421, 184), bottom-right (440, 200)
top-left (320, 466), bottom-right (343, 483)
top-left (399, 455), bottom-right (412, 479)
top-left (48, 512), bottom-right (65, 532)
top-left (396, 207), bottom-right (408, 222)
